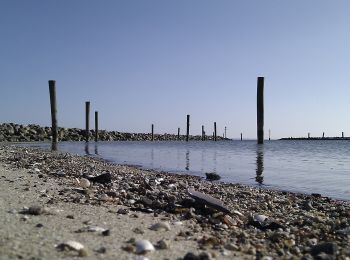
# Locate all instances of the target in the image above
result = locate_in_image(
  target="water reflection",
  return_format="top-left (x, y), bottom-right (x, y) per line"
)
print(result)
top-left (255, 146), bottom-right (264, 184)
top-left (151, 148), bottom-right (154, 168)
top-left (94, 143), bottom-right (99, 155)
top-left (84, 142), bottom-right (90, 155)
top-left (213, 151), bottom-right (217, 173)
top-left (185, 150), bottom-right (190, 171)
top-left (51, 142), bottom-right (57, 151)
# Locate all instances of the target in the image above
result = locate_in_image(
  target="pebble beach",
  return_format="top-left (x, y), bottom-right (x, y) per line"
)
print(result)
top-left (0, 144), bottom-right (349, 259)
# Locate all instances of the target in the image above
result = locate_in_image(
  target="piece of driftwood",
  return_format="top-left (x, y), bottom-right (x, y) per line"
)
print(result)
top-left (187, 188), bottom-right (231, 214)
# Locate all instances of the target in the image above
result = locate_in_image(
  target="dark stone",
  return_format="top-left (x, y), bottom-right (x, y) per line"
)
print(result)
top-left (102, 229), bottom-right (110, 236)
top-left (311, 242), bottom-right (338, 256)
top-left (36, 223), bottom-right (44, 228)
top-left (183, 252), bottom-right (199, 260)
top-left (205, 172), bottom-right (221, 181)
top-left (87, 172), bottom-right (112, 184)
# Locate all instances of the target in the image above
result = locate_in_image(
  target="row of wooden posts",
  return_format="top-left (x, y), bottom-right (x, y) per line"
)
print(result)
top-left (48, 77), bottom-right (265, 149)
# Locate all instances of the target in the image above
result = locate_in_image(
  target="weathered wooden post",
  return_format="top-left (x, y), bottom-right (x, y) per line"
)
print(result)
top-left (202, 125), bottom-right (205, 141)
top-left (186, 115), bottom-right (190, 142)
top-left (269, 129), bottom-right (271, 141)
top-left (342, 132), bottom-right (344, 138)
top-left (151, 124), bottom-right (154, 141)
top-left (257, 77), bottom-right (264, 144)
top-left (224, 126), bottom-right (227, 139)
top-left (94, 111), bottom-right (98, 142)
top-left (308, 132), bottom-right (310, 139)
top-left (177, 128), bottom-right (180, 140)
top-left (214, 122), bottom-right (217, 141)
top-left (85, 101), bottom-right (90, 142)
top-left (241, 133), bottom-right (243, 141)
top-left (322, 132), bottom-right (325, 139)
top-left (48, 80), bottom-right (58, 150)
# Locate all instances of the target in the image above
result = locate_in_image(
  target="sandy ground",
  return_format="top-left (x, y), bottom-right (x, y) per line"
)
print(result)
top-left (0, 147), bottom-right (247, 260)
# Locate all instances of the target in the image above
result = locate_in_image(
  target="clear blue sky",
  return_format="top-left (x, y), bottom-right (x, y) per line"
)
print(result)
top-left (1, 1), bottom-right (350, 139)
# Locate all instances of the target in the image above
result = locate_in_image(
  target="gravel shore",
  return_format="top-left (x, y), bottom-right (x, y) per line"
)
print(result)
top-left (0, 144), bottom-right (349, 259)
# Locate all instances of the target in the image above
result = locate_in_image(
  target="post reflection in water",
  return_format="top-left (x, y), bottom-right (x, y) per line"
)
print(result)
top-left (213, 151), bottom-right (217, 173)
top-left (151, 148), bottom-right (154, 168)
top-left (94, 143), bottom-right (99, 155)
top-left (255, 146), bottom-right (264, 184)
top-left (185, 150), bottom-right (190, 171)
top-left (84, 142), bottom-right (90, 155)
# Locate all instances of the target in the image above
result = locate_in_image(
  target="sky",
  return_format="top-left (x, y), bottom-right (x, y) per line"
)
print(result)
top-left (1, 0), bottom-right (350, 139)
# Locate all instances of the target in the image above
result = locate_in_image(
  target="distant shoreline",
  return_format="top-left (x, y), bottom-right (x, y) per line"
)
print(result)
top-left (280, 137), bottom-right (350, 140)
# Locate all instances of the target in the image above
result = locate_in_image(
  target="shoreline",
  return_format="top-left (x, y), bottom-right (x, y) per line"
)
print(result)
top-left (0, 144), bottom-right (349, 259)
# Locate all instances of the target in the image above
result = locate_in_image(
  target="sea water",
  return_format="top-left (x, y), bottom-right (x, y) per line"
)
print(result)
top-left (26, 140), bottom-right (350, 201)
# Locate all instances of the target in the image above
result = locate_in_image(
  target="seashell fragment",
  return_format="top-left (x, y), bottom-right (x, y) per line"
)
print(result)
top-left (79, 178), bottom-right (91, 188)
top-left (149, 222), bottom-right (171, 231)
top-left (253, 214), bottom-right (268, 223)
top-left (56, 240), bottom-right (84, 251)
top-left (223, 215), bottom-right (237, 226)
top-left (135, 239), bottom-right (155, 254)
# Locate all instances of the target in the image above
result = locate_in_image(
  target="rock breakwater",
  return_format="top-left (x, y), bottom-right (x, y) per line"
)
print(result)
top-left (0, 123), bottom-right (226, 142)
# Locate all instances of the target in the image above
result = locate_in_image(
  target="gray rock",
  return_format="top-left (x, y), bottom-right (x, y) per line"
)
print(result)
top-left (311, 242), bottom-right (337, 256)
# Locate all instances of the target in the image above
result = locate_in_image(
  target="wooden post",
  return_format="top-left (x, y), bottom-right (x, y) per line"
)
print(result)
top-left (202, 125), bottom-right (204, 141)
top-left (241, 133), bottom-right (242, 141)
top-left (95, 111), bottom-right (98, 142)
top-left (224, 126), bottom-right (227, 139)
top-left (322, 132), bottom-right (325, 139)
top-left (85, 101), bottom-right (90, 142)
top-left (214, 122), bottom-right (217, 141)
top-left (48, 80), bottom-right (58, 150)
top-left (308, 132), bottom-right (310, 139)
top-left (151, 124), bottom-right (154, 141)
top-left (186, 115), bottom-right (190, 142)
top-left (342, 132), bottom-right (344, 138)
top-left (257, 77), bottom-right (264, 144)
top-left (177, 128), bottom-right (180, 140)
top-left (269, 129), bottom-right (271, 141)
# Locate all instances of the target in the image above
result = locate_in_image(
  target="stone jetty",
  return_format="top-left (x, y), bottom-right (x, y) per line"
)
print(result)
top-left (0, 123), bottom-right (226, 142)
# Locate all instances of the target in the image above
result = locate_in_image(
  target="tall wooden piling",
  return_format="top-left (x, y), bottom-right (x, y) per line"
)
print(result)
top-left (308, 132), bottom-right (310, 139)
top-left (94, 111), bottom-right (98, 142)
top-left (186, 115), bottom-right (190, 142)
top-left (214, 122), bottom-right (217, 141)
top-left (202, 125), bottom-right (205, 141)
top-left (257, 77), bottom-right (264, 144)
top-left (85, 101), bottom-right (90, 142)
top-left (241, 133), bottom-right (242, 141)
top-left (177, 128), bottom-right (180, 140)
top-left (322, 132), bottom-right (325, 139)
top-left (342, 132), bottom-right (344, 138)
top-left (151, 124), bottom-right (154, 141)
top-left (48, 80), bottom-right (58, 150)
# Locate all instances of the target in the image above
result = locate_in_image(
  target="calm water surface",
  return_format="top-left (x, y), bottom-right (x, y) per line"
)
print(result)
top-left (28, 140), bottom-right (350, 200)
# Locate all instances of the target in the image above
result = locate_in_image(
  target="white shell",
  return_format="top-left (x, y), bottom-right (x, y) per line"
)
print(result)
top-left (135, 239), bottom-right (155, 254)
top-left (88, 226), bottom-right (106, 232)
top-left (79, 178), bottom-right (91, 188)
top-left (58, 240), bottom-right (84, 251)
top-left (134, 256), bottom-right (150, 260)
top-left (168, 184), bottom-right (176, 189)
top-left (149, 222), bottom-right (171, 231)
top-left (253, 214), bottom-right (268, 223)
